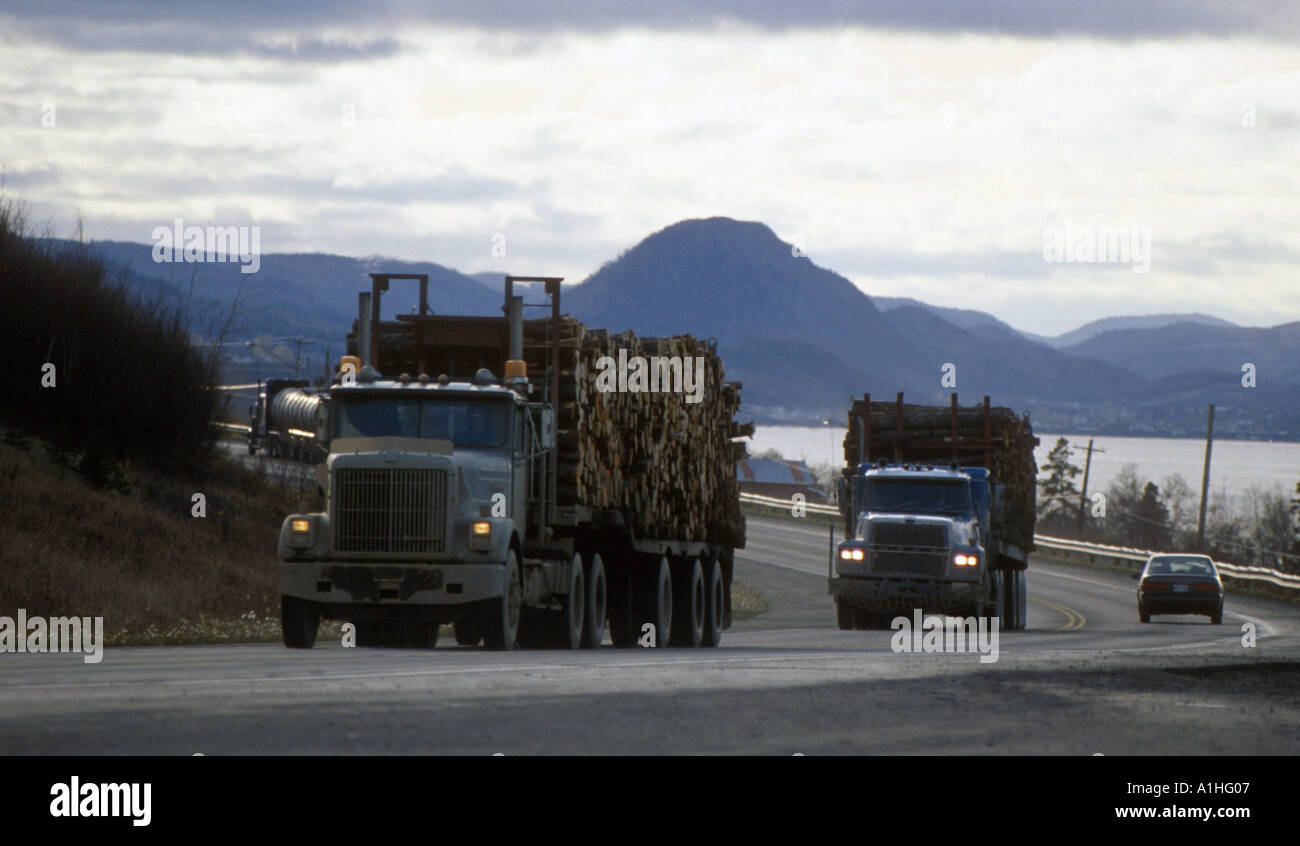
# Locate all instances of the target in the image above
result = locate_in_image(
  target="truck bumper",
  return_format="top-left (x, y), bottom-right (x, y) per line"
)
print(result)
top-left (829, 576), bottom-right (983, 616)
top-left (279, 560), bottom-right (505, 611)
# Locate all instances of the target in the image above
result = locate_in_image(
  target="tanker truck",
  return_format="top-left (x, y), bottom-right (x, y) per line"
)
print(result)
top-left (247, 378), bottom-right (323, 462)
top-left (830, 393), bottom-right (1038, 631)
top-left (277, 273), bottom-right (747, 650)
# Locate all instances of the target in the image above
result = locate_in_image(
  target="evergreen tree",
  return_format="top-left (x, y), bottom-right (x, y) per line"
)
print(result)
top-left (1037, 437), bottom-right (1081, 529)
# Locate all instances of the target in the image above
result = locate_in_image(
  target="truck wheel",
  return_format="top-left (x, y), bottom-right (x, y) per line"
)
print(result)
top-left (280, 595), bottom-right (320, 649)
top-left (607, 561), bottom-right (636, 648)
top-left (1015, 569), bottom-right (1027, 630)
top-left (702, 559), bottom-right (725, 647)
top-left (581, 552), bottom-right (608, 649)
top-left (553, 553), bottom-right (585, 649)
top-left (670, 558), bottom-right (705, 648)
top-left (454, 620), bottom-right (482, 646)
top-left (482, 550), bottom-right (522, 650)
top-left (402, 622), bottom-right (439, 648)
top-left (836, 598), bottom-right (854, 630)
top-left (986, 571), bottom-right (1004, 624)
top-left (638, 556), bottom-right (672, 648)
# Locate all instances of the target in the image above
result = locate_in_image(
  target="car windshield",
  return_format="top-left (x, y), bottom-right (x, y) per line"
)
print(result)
top-left (333, 396), bottom-right (509, 448)
top-left (864, 479), bottom-right (973, 516)
top-left (1146, 556), bottom-right (1216, 576)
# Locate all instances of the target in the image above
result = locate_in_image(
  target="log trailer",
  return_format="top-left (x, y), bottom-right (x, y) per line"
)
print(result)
top-left (830, 393), bottom-right (1038, 631)
top-left (277, 273), bottom-right (745, 650)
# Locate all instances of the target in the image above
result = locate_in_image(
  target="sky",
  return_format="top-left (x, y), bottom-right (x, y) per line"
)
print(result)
top-left (1, 1), bottom-right (1298, 336)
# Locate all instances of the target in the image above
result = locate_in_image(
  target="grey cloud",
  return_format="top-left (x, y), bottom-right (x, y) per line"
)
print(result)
top-left (3, 0), bottom-right (1297, 45)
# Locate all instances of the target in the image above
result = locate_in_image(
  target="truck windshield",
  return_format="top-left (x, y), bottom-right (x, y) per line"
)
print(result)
top-left (333, 396), bottom-right (509, 448)
top-left (864, 479), bottom-right (973, 516)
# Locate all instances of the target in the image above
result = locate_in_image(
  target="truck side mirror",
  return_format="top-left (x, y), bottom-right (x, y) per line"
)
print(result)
top-left (539, 407), bottom-right (555, 450)
top-left (836, 477), bottom-right (850, 519)
top-left (314, 399), bottom-right (330, 444)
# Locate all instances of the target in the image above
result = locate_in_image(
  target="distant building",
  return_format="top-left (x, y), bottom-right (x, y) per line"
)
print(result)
top-left (737, 456), bottom-right (829, 504)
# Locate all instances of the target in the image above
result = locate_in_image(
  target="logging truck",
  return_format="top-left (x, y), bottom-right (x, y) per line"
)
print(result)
top-left (830, 393), bottom-right (1038, 631)
top-left (247, 378), bottom-right (323, 461)
top-left (277, 273), bottom-right (745, 650)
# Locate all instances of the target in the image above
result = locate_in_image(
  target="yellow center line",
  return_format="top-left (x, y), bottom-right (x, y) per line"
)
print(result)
top-left (1029, 595), bottom-right (1087, 631)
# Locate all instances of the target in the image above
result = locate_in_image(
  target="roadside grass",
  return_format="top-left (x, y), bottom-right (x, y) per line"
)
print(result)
top-left (0, 435), bottom-right (316, 646)
top-left (731, 580), bottom-right (768, 620)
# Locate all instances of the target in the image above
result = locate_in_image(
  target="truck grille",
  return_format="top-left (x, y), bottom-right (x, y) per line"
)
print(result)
top-left (333, 468), bottom-right (447, 554)
top-left (869, 523), bottom-right (948, 576)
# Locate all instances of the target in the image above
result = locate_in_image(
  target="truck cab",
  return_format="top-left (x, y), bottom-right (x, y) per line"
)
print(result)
top-left (832, 463), bottom-right (1008, 628)
top-left (277, 365), bottom-right (554, 650)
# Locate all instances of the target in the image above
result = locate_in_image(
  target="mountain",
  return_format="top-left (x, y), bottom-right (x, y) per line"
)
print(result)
top-left (1061, 321), bottom-right (1300, 386)
top-left (1027, 313), bottom-right (1237, 348)
top-left (871, 296), bottom-right (1022, 335)
top-left (48, 221), bottom-right (1300, 438)
top-left (561, 218), bottom-right (1154, 419)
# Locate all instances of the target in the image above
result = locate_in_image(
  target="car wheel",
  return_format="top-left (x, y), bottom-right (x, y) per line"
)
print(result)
top-left (1210, 607), bottom-right (1222, 625)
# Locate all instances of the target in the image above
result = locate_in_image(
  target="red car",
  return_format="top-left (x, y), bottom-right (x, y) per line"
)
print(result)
top-left (1135, 554), bottom-right (1223, 624)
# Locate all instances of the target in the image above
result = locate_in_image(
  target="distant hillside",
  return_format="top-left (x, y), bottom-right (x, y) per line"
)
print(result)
top-left (872, 296), bottom-right (1022, 335)
top-left (1027, 313), bottom-right (1237, 348)
top-left (52, 222), bottom-right (1300, 438)
top-left (1062, 321), bottom-right (1300, 386)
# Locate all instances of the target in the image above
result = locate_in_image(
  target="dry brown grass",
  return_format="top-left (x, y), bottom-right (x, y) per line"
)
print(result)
top-left (0, 438), bottom-right (317, 645)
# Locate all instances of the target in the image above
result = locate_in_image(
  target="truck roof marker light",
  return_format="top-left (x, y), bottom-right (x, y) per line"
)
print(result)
top-left (399, 372), bottom-right (411, 384)
top-left (474, 367), bottom-right (495, 385)
top-left (418, 373), bottom-right (429, 384)
top-left (437, 374), bottom-right (449, 385)
top-left (504, 360), bottom-right (527, 380)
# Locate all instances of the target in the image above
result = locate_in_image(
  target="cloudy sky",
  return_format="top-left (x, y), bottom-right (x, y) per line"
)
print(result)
top-left (2, 1), bottom-right (1298, 335)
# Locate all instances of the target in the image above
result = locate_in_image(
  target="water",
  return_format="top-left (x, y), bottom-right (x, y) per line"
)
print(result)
top-left (745, 425), bottom-right (1300, 500)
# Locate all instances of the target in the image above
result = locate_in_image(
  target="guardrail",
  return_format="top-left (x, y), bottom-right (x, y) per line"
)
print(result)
top-left (739, 491), bottom-right (1300, 592)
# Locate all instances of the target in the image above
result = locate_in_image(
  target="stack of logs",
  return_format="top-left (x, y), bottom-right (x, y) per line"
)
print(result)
top-left (523, 317), bottom-right (747, 546)
top-left (842, 396), bottom-right (1038, 552)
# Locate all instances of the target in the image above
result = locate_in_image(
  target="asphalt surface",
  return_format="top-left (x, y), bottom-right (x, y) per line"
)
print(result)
top-left (3, 515), bottom-right (1298, 755)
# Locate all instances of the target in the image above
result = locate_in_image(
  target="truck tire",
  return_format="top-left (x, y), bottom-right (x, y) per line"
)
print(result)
top-left (607, 563), bottom-right (636, 648)
top-left (1003, 569), bottom-right (1027, 631)
top-left (638, 556), bottom-right (673, 648)
top-left (280, 595), bottom-right (320, 649)
top-left (836, 598), bottom-right (854, 630)
top-left (986, 571), bottom-right (1004, 624)
top-left (454, 620), bottom-right (482, 645)
top-left (482, 550), bottom-right (522, 651)
top-left (702, 559), bottom-right (725, 647)
top-left (402, 622), bottom-right (439, 648)
top-left (670, 558), bottom-right (705, 648)
top-left (553, 553), bottom-right (585, 649)
top-left (581, 552), bottom-right (608, 649)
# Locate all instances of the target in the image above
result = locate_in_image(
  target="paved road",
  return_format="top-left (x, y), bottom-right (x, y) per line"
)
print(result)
top-left (2, 515), bottom-right (1297, 754)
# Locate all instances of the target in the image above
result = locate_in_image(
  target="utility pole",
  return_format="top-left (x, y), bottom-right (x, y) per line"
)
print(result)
top-left (1196, 404), bottom-right (1215, 551)
top-left (1075, 438), bottom-right (1104, 533)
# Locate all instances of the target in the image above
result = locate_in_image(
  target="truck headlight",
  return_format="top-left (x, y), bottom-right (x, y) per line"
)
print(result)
top-left (953, 553), bottom-right (978, 567)
top-left (289, 517), bottom-right (312, 548)
top-left (469, 520), bottom-right (492, 551)
top-left (839, 548), bottom-right (864, 561)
